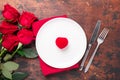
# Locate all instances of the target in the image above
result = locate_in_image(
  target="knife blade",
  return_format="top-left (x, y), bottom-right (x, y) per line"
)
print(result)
top-left (79, 20), bottom-right (101, 71)
top-left (89, 20), bottom-right (101, 44)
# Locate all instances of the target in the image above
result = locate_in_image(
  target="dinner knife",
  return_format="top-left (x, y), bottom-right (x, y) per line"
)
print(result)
top-left (79, 20), bottom-right (101, 71)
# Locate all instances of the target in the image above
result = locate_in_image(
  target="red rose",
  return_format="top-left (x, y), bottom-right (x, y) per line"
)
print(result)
top-left (2, 34), bottom-right (19, 51)
top-left (17, 29), bottom-right (34, 45)
top-left (0, 21), bottom-right (18, 34)
top-left (19, 12), bottom-right (37, 28)
top-left (2, 4), bottom-right (20, 22)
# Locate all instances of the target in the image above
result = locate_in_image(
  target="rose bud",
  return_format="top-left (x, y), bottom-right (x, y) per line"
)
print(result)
top-left (0, 21), bottom-right (18, 34)
top-left (17, 29), bottom-right (34, 45)
top-left (2, 34), bottom-right (19, 51)
top-left (19, 11), bottom-right (37, 28)
top-left (2, 4), bottom-right (20, 22)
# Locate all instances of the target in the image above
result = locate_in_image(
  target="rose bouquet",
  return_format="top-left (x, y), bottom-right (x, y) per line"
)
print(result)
top-left (0, 4), bottom-right (38, 80)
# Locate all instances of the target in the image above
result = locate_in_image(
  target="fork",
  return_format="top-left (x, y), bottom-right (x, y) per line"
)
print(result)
top-left (84, 28), bottom-right (109, 73)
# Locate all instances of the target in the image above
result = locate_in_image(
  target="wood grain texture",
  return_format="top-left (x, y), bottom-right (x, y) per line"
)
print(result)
top-left (0, 0), bottom-right (120, 80)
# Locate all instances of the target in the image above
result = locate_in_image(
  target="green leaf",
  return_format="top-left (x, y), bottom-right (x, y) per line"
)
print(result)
top-left (17, 50), bottom-right (25, 56)
top-left (3, 54), bottom-right (12, 61)
top-left (3, 61), bottom-right (19, 71)
top-left (2, 68), bottom-right (12, 79)
top-left (22, 48), bottom-right (38, 58)
top-left (12, 72), bottom-right (28, 80)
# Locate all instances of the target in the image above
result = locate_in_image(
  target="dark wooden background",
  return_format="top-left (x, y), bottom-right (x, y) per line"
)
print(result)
top-left (0, 0), bottom-right (120, 80)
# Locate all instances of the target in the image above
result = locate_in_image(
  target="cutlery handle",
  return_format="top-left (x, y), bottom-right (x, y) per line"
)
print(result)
top-left (84, 43), bottom-right (100, 73)
top-left (79, 44), bottom-right (92, 71)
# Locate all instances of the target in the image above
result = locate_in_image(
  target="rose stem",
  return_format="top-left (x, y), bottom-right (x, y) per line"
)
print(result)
top-left (11, 42), bottom-right (22, 57)
top-left (0, 48), bottom-right (7, 57)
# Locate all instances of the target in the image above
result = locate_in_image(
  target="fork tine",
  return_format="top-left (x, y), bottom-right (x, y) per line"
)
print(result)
top-left (99, 28), bottom-right (106, 37)
top-left (99, 28), bottom-right (105, 38)
top-left (98, 32), bottom-right (103, 39)
top-left (102, 28), bottom-right (109, 39)
top-left (99, 28), bottom-right (109, 40)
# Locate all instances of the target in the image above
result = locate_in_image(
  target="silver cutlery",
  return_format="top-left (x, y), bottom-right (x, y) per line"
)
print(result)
top-left (84, 28), bottom-right (109, 73)
top-left (79, 20), bottom-right (101, 71)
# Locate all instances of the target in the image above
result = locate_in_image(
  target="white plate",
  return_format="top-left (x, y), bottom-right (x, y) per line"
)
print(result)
top-left (36, 18), bottom-right (87, 68)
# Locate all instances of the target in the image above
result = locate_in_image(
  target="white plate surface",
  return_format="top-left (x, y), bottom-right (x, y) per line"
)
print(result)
top-left (36, 18), bottom-right (87, 68)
